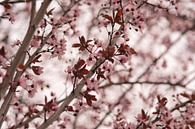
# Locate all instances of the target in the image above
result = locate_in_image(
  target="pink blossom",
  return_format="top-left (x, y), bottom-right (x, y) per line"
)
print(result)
top-left (102, 62), bottom-right (113, 73)
top-left (19, 76), bottom-right (28, 88)
top-left (66, 66), bottom-right (73, 74)
top-left (50, 38), bottom-right (67, 59)
top-left (85, 78), bottom-right (99, 90)
top-left (119, 55), bottom-right (128, 63)
top-left (86, 53), bottom-right (97, 65)
top-left (30, 36), bottom-right (40, 48)
top-left (28, 88), bottom-right (37, 98)
top-left (162, 36), bottom-right (171, 47)
top-left (3, 8), bottom-right (15, 23)
top-left (58, 116), bottom-right (71, 129)
top-left (126, 123), bottom-right (136, 129)
top-left (39, 19), bottom-right (47, 28)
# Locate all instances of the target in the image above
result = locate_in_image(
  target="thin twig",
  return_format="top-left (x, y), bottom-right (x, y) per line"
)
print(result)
top-left (0, 0), bottom-right (41, 5)
top-left (99, 81), bottom-right (186, 89)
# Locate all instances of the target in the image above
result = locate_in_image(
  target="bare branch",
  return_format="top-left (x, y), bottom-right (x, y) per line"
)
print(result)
top-left (0, 0), bottom-right (52, 127)
top-left (0, 0), bottom-right (52, 99)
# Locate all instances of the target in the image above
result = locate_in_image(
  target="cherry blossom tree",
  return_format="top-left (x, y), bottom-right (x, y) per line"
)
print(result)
top-left (0, 0), bottom-right (195, 129)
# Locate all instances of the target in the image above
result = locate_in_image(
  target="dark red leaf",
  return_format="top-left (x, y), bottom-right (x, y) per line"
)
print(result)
top-left (141, 109), bottom-right (147, 119)
top-left (107, 46), bottom-right (115, 56)
top-left (47, 8), bottom-right (55, 17)
top-left (74, 59), bottom-right (85, 70)
top-left (72, 43), bottom-right (81, 47)
top-left (0, 46), bottom-right (5, 57)
top-left (86, 100), bottom-right (92, 106)
top-left (128, 48), bottom-right (137, 55)
top-left (79, 36), bottom-right (86, 44)
top-left (101, 46), bottom-right (115, 59)
top-left (102, 14), bottom-right (113, 23)
top-left (86, 39), bottom-right (93, 43)
top-left (114, 9), bottom-right (123, 23)
top-left (96, 68), bottom-right (106, 80)
top-left (79, 46), bottom-right (86, 51)
top-left (191, 93), bottom-right (195, 100)
top-left (32, 66), bottom-right (43, 75)
top-left (157, 96), bottom-right (167, 107)
top-left (80, 68), bottom-right (90, 75)
top-left (118, 44), bottom-right (137, 56)
top-left (83, 91), bottom-right (97, 106)
top-left (180, 92), bottom-right (191, 99)
top-left (74, 36), bottom-right (91, 51)
top-left (75, 65), bottom-right (89, 79)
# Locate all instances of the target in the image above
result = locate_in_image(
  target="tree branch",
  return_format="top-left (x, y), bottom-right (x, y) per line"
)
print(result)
top-left (0, 0), bottom-right (52, 99)
top-left (99, 81), bottom-right (186, 89)
top-left (0, 0), bottom-right (41, 5)
top-left (170, 99), bottom-right (194, 112)
top-left (0, 0), bottom-right (52, 127)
